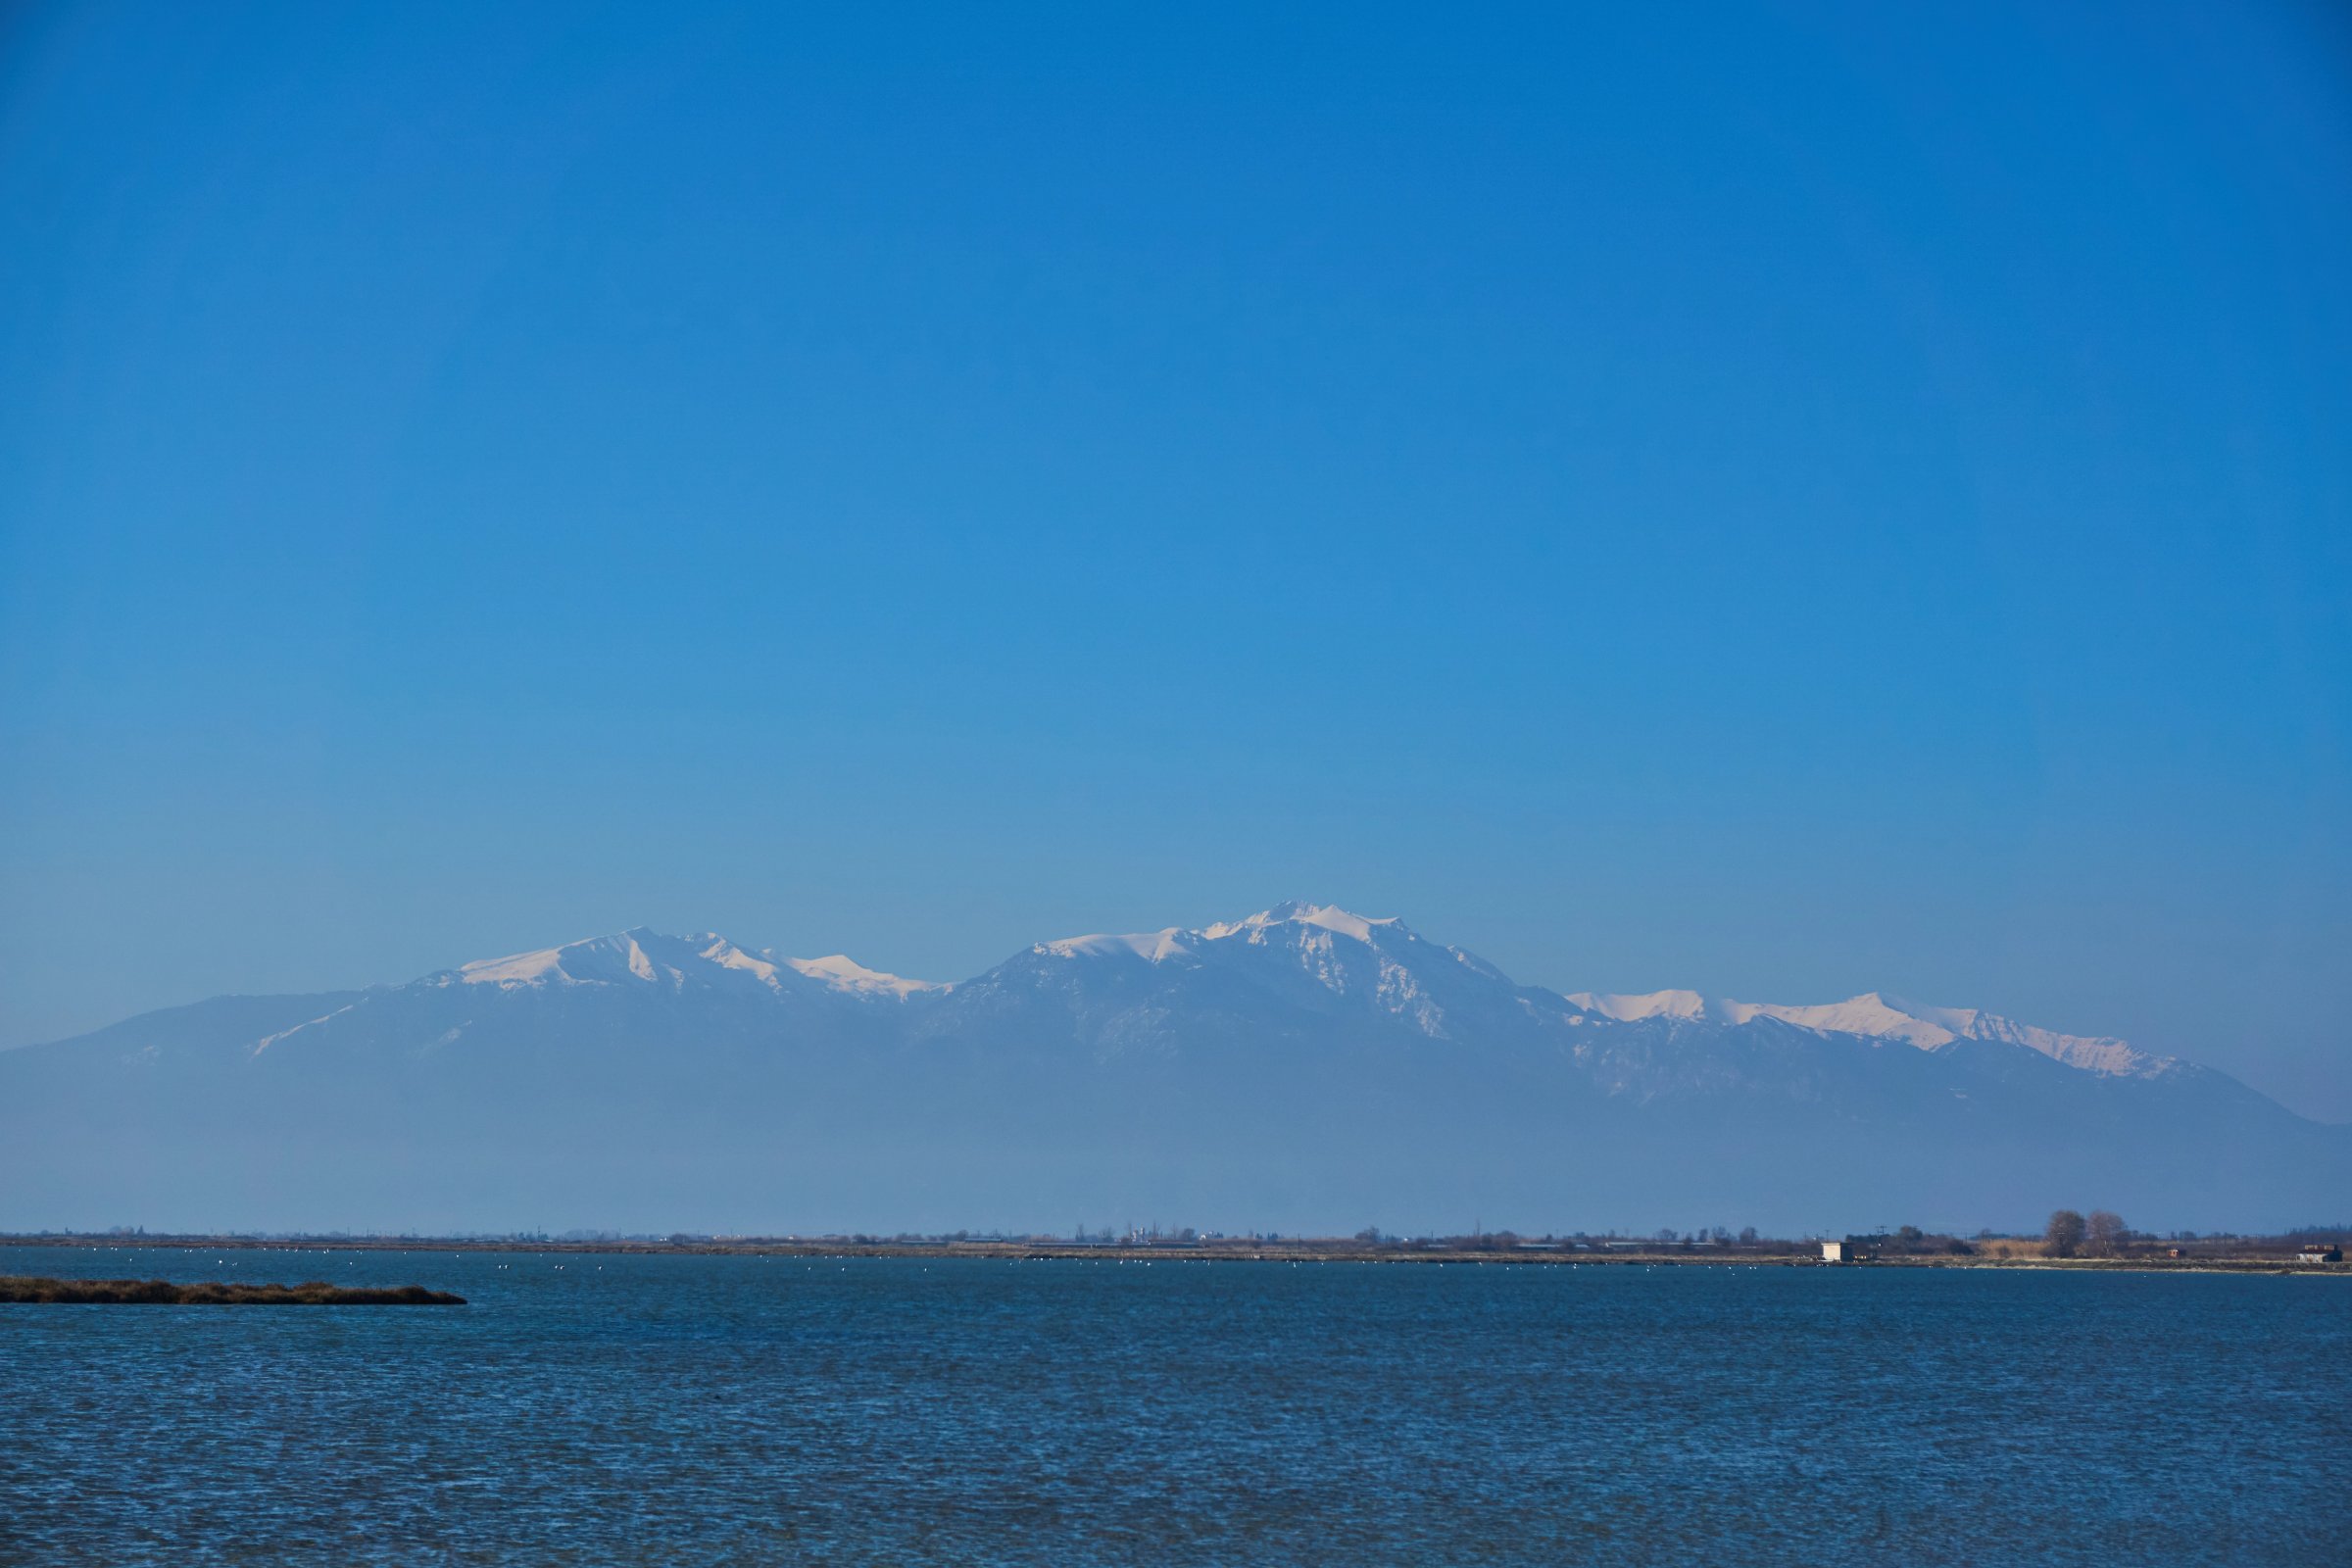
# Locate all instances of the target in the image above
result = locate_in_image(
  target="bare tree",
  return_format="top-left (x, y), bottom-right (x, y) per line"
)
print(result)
top-left (2045, 1209), bottom-right (2087, 1258)
top-left (2085, 1210), bottom-right (2128, 1256)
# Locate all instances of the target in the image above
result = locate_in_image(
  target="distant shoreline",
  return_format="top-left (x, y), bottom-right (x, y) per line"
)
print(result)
top-left (3, 1235), bottom-right (2340, 1276)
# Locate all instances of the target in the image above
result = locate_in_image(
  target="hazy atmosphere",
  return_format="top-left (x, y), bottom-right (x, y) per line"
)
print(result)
top-left (4, 1), bottom-right (2348, 1120)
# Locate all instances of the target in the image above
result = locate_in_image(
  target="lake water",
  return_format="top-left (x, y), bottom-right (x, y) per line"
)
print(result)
top-left (3, 1246), bottom-right (2346, 1565)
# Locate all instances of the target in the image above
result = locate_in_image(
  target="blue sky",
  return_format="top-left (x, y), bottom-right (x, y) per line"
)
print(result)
top-left (3, 3), bottom-right (2348, 1114)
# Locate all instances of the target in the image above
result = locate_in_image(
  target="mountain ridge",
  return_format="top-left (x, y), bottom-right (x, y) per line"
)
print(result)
top-left (253, 902), bottom-right (2185, 1088)
top-left (4, 902), bottom-right (2338, 1235)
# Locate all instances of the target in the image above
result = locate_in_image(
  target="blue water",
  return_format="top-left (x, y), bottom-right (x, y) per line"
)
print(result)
top-left (2, 1246), bottom-right (2346, 1566)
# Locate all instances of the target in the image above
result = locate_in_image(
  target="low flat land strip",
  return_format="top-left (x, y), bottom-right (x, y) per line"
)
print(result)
top-left (0, 1275), bottom-right (465, 1305)
top-left (3, 1236), bottom-right (2340, 1275)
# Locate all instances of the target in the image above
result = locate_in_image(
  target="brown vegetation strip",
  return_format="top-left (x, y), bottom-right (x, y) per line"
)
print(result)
top-left (0, 1275), bottom-right (465, 1305)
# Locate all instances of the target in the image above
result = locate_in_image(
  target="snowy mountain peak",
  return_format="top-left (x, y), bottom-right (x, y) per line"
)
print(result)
top-left (1565, 989), bottom-right (1716, 1023)
top-left (458, 930), bottom-right (678, 988)
top-left (1870, 995), bottom-right (2166, 1077)
top-left (693, 935), bottom-right (784, 986)
top-left (1754, 991), bottom-right (2168, 1075)
top-left (1203, 902), bottom-right (1402, 944)
top-left (1034, 904), bottom-right (1410, 966)
top-left (778, 954), bottom-right (946, 999)
top-left (1722, 992), bottom-right (1962, 1048)
top-left (1035, 927), bottom-right (1199, 963)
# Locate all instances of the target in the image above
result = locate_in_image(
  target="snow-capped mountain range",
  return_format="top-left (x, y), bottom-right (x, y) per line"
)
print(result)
top-left (357, 902), bottom-right (2169, 1082)
top-left (4, 902), bottom-right (2339, 1235)
top-left (446, 929), bottom-right (945, 1001)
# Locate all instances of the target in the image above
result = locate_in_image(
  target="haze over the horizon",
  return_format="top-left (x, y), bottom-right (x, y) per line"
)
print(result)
top-left (3, 4), bottom-right (2348, 1116)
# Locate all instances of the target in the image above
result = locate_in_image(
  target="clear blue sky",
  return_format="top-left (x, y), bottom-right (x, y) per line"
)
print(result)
top-left (3, 3), bottom-right (2347, 1114)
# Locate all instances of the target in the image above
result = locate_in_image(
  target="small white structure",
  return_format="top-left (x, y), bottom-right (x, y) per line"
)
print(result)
top-left (1820, 1240), bottom-right (1850, 1263)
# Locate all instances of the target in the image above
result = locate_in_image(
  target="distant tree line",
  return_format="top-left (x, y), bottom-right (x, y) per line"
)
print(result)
top-left (2041, 1208), bottom-right (2131, 1257)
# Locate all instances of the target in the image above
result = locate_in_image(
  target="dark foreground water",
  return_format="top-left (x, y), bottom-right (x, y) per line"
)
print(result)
top-left (2, 1247), bottom-right (2346, 1566)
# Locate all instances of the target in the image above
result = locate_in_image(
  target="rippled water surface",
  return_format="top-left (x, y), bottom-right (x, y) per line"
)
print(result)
top-left (3, 1245), bottom-right (2347, 1565)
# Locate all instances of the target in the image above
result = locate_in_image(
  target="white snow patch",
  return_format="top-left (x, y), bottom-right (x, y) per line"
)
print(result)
top-left (701, 939), bottom-right (783, 987)
top-left (1204, 902), bottom-right (1398, 944)
top-left (784, 954), bottom-right (946, 999)
top-left (1727, 994), bottom-right (1958, 1049)
top-left (1561, 985), bottom-right (2170, 1077)
top-left (1734, 991), bottom-right (2164, 1075)
top-left (1911, 1000), bottom-right (2161, 1077)
top-left (1037, 929), bottom-right (1197, 963)
top-left (252, 1001), bottom-right (362, 1055)
top-left (460, 946), bottom-right (574, 986)
top-left (1566, 989), bottom-right (1712, 1023)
